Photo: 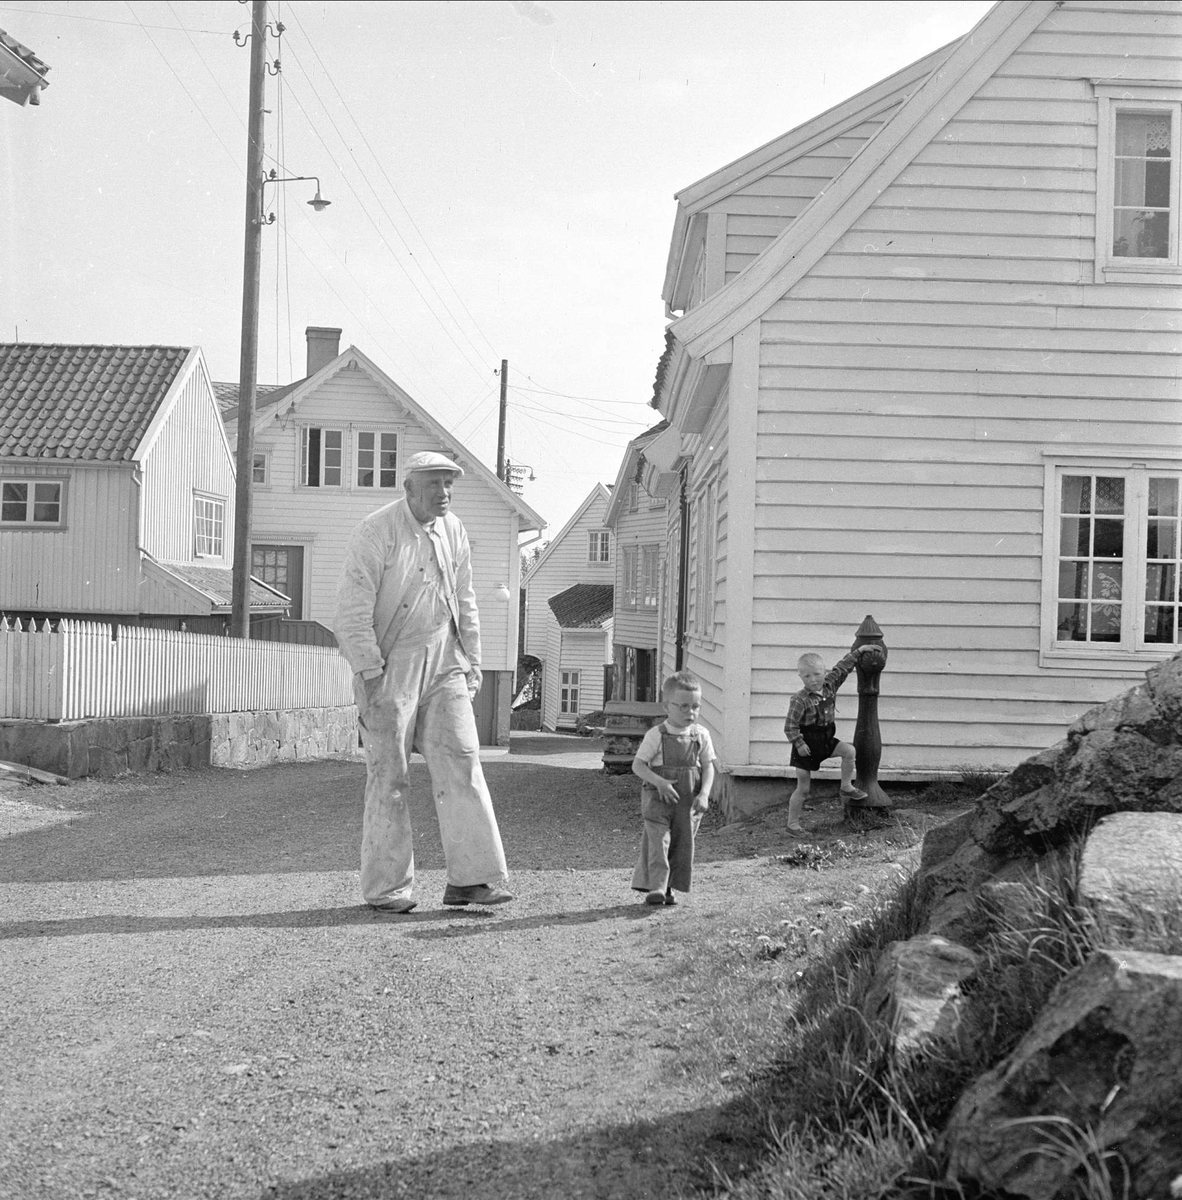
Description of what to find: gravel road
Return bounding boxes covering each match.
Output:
[0,735,916,1200]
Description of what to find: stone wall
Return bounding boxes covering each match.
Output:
[0,706,358,779]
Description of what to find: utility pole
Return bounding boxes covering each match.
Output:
[230,0,269,639]
[496,359,508,482]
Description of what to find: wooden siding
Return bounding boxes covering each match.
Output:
[0,464,140,612]
[612,497,667,649]
[140,363,235,569]
[554,628,611,730]
[522,488,612,660]
[249,366,521,671]
[722,116,899,283]
[737,0,1182,774]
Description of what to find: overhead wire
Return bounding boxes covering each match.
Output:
[276,46,494,387]
[0,4,225,33]
[282,4,502,365]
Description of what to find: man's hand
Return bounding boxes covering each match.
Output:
[692,794,709,814]
[361,673,384,707]
[466,665,483,699]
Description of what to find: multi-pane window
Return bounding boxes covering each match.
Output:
[1146,477,1180,644]
[252,453,268,485]
[1112,110,1173,260]
[627,482,639,512]
[301,427,343,487]
[1052,469,1180,651]
[356,431,398,489]
[641,546,660,608]
[692,479,717,638]
[588,530,611,563]
[560,670,580,715]
[622,545,638,607]
[0,479,64,526]
[194,494,225,558]
[1095,87,1182,277]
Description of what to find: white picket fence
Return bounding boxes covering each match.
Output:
[0,618,354,720]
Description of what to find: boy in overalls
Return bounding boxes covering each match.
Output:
[631,670,716,906]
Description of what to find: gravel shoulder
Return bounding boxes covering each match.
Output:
[0,735,950,1200]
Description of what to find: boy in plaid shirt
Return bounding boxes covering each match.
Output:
[783,646,875,836]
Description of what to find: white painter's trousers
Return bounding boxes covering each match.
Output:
[354,625,508,907]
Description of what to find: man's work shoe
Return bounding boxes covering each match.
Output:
[644,890,666,906]
[442,883,514,906]
[368,899,417,914]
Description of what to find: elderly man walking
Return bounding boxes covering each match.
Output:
[334,451,512,914]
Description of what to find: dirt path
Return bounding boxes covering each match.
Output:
[0,736,933,1200]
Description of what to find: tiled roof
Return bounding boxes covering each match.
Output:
[0,344,190,461]
[161,563,290,611]
[548,583,614,629]
[213,380,292,420]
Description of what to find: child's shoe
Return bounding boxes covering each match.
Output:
[839,785,868,801]
[645,890,666,906]
[664,889,677,906]
[784,824,809,839]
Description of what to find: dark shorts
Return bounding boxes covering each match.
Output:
[789,722,840,770]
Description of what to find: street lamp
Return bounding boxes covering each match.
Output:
[261,168,331,224]
[229,1,330,639]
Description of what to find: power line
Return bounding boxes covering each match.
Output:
[0,4,226,33]
[283,4,503,365]
[277,44,494,387]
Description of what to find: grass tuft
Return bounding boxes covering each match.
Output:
[684,829,1182,1199]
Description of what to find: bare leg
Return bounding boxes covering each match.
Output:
[836,741,866,800]
[787,768,811,831]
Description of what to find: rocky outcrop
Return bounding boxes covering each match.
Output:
[862,652,1182,1197]
[943,949,1182,1200]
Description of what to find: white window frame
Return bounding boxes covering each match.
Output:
[559,669,580,715]
[622,545,638,608]
[251,451,269,486]
[1040,450,1182,668]
[0,476,66,528]
[355,429,399,490]
[641,545,660,609]
[300,426,344,488]
[193,492,226,559]
[1093,81,1182,284]
[691,476,718,641]
[588,529,611,564]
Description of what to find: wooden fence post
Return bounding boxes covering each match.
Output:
[850,614,891,814]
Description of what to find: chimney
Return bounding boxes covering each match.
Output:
[305,326,342,377]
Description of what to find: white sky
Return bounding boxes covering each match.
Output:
[1,0,993,538]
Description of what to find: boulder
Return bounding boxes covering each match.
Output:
[862,934,979,1058]
[1080,811,1182,945]
[943,948,1182,1200]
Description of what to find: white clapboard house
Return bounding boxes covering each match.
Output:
[522,483,615,729]
[644,0,1182,797]
[220,327,546,744]
[0,343,289,627]
[603,422,669,703]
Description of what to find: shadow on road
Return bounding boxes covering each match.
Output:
[258,1099,753,1200]
[0,755,646,884]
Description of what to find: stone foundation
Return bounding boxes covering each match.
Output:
[0,707,359,779]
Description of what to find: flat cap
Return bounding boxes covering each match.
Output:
[404,451,464,476]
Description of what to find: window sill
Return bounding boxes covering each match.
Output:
[1039,646,1178,671]
[1098,263,1182,285]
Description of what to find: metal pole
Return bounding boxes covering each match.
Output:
[851,613,891,812]
[230,0,269,639]
[496,359,508,481]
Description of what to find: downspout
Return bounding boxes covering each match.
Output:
[675,461,690,670]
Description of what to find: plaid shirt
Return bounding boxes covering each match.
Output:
[783,650,858,754]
